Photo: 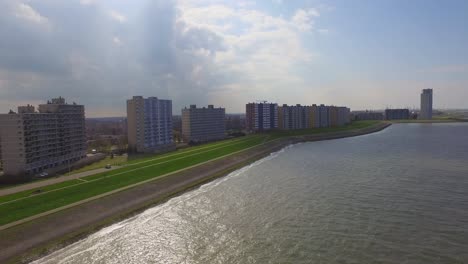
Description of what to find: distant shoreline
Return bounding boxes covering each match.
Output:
[390,118,468,123]
[0,122,391,264]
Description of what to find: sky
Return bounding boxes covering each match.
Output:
[0,0,467,117]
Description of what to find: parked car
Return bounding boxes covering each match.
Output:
[38,172,49,177]
[105,164,112,169]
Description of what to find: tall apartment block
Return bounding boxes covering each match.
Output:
[0,97,86,179]
[126,96,174,153]
[318,104,330,128]
[278,104,309,130]
[246,102,278,131]
[308,104,320,128]
[420,88,433,120]
[337,107,350,126]
[182,105,225,143]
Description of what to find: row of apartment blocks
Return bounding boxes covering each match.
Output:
[246,102,351,131]
[0,97,87,178]
[126,96,226,153]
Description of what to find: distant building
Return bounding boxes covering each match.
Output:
[225,114,245,131]
[385,109,410,120]
[278,104,350,130]
[329,106,339,127]
[126,96,174,153]
[337,106,351,126]
[0,97,86,179]
[318,104,329,127]
[182,105,225,143]
[352,111,384,121]
[420,88,433,120]
[307,104,320,128]
[278,104,309,130]
[328,106,351,127]
[246,102,278,131]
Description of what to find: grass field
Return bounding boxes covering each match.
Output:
[63,156,128,175]
[0,121,381,226]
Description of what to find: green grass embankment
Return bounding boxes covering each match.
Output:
[63,156,127,175]
[265,120,380,140]
[0,120,382,227]
[0,135,265,225]
[0,136,252,203]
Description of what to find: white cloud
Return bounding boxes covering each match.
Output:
[291,8,320,32]
[109,10,127,23]
[14,3,48,24]
[178,3,320,104]
[0,0,328,115]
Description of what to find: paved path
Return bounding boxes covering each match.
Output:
[0,166,122,197]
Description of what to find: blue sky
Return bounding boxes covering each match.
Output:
[0,0,467,116]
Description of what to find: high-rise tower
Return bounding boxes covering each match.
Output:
[420,89,433,120]
[126,96,174,153]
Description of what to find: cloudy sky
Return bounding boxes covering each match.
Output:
[0,0,467,117]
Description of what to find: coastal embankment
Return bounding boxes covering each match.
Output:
[0,122,390,264]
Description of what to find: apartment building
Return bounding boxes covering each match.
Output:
[307,104,320,128]
[127,96,174,153]
[246,102,278,131]
[385,109,410,120]
[278,104,310,130]
[318,104,330,128]
[337,107,351,126]
[278,104,350,130]
[0,97,86,179]
[182,105,225,143]
[420,88,433,120]
[352,111,384,121]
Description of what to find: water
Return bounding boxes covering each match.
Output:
[34,123,468,264]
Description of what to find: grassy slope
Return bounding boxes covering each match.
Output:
[266,120,380,140]
[390,119,460,123]
[0,136,265,225]
[63,156,127,175]
[0,121,380,226]
[0,136,251,203]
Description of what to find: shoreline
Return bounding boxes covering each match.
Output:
[0,122,391,264]
[389,119,468,123]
